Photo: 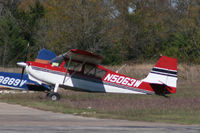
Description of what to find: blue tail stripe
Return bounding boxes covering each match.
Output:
[37,49,56,61]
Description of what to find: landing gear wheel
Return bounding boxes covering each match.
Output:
[49,93,60,101]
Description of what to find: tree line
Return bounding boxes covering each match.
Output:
[0,0,200,66]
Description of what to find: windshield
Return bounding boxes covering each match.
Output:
[50,55,64,67]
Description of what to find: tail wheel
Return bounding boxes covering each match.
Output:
[49,93,60,101]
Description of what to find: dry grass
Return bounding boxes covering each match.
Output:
[0,63,198,82]
[107,63,200,83]
[0,67,21,73]
[0,64,200,124]
[107,64,153,79]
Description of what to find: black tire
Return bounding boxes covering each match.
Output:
[49,93,60,101]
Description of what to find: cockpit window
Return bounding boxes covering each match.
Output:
[64,59,83,72]
[84,64,96,76]
[50,55,64,67]
[84,64,107,79]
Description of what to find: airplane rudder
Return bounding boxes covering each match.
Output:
[142,56,178,94]
[154,56,177,71]
[35,49,56,63]
[142,56,178,86]
[153,56,178,89]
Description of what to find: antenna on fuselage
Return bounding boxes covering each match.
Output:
[116,64,127,73]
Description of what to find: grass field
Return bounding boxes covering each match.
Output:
[0,64,200,125]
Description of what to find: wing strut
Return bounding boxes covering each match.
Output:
[63,56,87,84]
[63,56,71,84]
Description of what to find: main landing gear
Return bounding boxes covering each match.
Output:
[46,83,60,101]
[47,92,60,101]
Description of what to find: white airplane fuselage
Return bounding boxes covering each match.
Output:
[25,64,147,94]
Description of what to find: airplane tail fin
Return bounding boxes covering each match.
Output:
[142,56,178,94]
[35,49,56,64]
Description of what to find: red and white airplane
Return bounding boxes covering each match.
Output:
[16,48,178,101]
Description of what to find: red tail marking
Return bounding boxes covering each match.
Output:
[155,56,177,71]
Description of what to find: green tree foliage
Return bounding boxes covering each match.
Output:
[13,0,44,45]
[111,0,200,63]
[160,0,200,62]
[1,0,200,65]
[0,0,45,65]
[0,9,27,66]
[34,0,115,55]
[17,0,44,59]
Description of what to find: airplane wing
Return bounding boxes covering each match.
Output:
[64,49,104,65]
[0,72,51,91]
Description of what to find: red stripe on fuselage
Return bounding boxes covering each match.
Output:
[27,61,66,73]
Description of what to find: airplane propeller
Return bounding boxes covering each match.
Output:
[17,43,30,79]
